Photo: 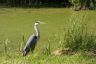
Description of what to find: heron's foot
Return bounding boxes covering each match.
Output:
[22,51,27,56]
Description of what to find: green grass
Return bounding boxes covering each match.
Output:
[0,8,96,64]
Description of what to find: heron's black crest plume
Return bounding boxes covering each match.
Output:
[35,21,41,24]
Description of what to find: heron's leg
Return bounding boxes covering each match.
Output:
[22,51,27,56]
[22,47,30,56]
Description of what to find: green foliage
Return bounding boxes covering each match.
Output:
[63,12,96,52]
[71,0,96,10]
[41,41,51,56]
[0,0,71,8]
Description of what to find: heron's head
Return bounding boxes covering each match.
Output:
[35,21,45,26]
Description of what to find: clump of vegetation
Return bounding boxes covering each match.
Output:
[63,12,96,53]
[70,0,96,10]
[41,40,51,56]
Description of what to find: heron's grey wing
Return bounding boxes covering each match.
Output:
[26,35,37,47]
[23,35,37,54]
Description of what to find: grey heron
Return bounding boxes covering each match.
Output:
[22,21,44,56]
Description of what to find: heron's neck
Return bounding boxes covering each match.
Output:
[34,24,40,37]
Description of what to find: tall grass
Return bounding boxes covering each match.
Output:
[41,39,51,56]
[4,39,8,55]
[63,12,96,52]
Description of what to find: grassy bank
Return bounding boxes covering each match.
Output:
[0,8,96,64]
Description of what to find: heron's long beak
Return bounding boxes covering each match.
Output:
[40,22,46,24]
